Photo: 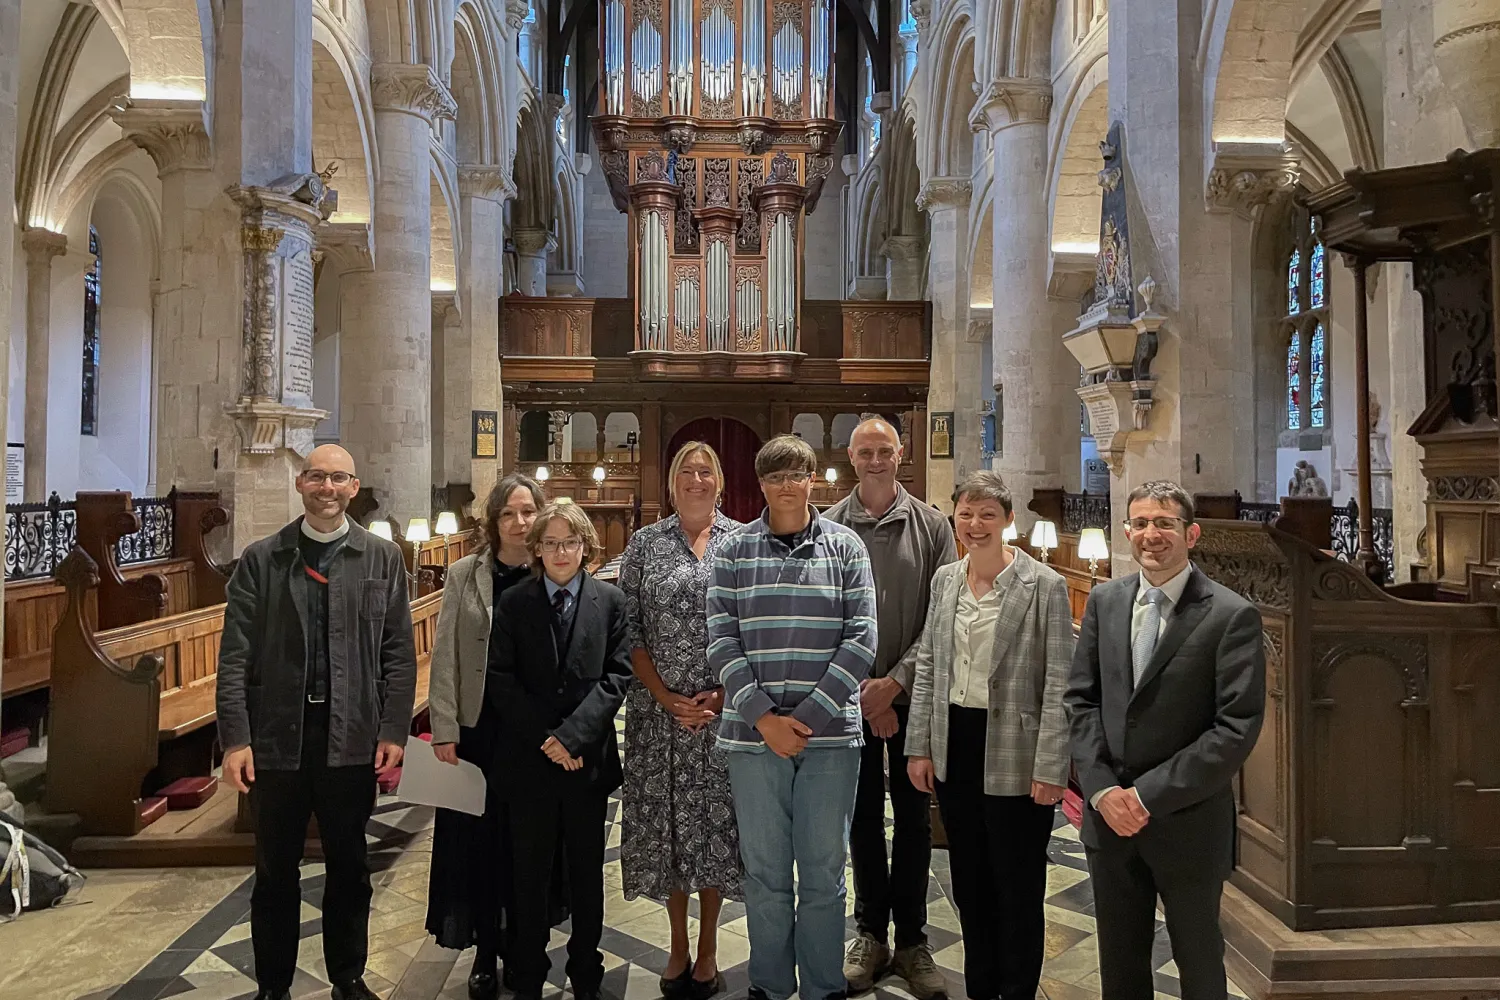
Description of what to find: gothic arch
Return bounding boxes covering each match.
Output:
[312,26,377,221]
[366,0,452,69]
[885,113,923,243]
[922,7,978,180]
[512,97,554,231]
[453,0,506,166]
[431,163,462,291]
[1047,66,1108,252]
[1204,0,1296,144]
[968,172,994,308]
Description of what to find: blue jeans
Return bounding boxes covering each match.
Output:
[726,746,861,1000]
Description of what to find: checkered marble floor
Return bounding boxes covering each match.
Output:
[2,716,1249,1000]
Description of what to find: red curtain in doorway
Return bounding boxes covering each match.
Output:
[666,418,764,525]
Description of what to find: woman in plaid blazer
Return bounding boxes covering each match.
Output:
[906,471,1076,1000]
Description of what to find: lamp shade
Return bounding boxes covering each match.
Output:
[434,511,459,536]
[825,467,838,483]
[592,465,607,482]
[534,465,550,481]
[406,518,431,543]
[1002,523,1019,542]
[1030,519,1058,549]
[1077,527,1110,561]
[368,520,393,541]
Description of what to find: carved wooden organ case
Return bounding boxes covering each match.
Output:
[595,0,841,378]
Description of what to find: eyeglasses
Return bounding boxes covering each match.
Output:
[302,470,354,486]
[540,537,584,554]
[762,471,813,486]
[1123,516,1187,533]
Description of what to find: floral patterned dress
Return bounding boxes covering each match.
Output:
[619,512,746,902]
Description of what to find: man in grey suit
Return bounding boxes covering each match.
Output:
[1064,480,1265,1000]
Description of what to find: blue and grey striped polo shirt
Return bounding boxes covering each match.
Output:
[706,506,878,751]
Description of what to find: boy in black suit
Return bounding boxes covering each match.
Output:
[487,500,632,1000]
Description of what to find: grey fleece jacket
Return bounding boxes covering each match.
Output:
[823,482,957,701]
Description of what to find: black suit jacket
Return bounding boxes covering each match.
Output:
[1063,563,1266,877]
[486,572,632,797]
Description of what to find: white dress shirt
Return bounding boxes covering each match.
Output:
[949,555,1016,709]
[1090,562,1194,811]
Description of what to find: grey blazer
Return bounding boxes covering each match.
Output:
[906,548,1075,796]
[427,552,494,745]
[1064,564,1265,877]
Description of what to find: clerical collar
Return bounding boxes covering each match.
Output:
[301,518,350,543]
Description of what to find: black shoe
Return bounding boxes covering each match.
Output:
[468,968,500,1000]
[331,981,381,1000]
[689,972,725,1000]
[748,989,772,1000]
[661,966,693,998]
[574,988,603,1000]
[502,964,518,992]
[253,991,290,1000]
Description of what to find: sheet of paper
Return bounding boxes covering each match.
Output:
[397,735,488,816]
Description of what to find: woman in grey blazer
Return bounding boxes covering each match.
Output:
[906,471,1075,1000]
[425,473,546,999]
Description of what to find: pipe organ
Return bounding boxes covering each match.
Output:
[596,0,840,380]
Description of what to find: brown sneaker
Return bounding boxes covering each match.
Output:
[891,942,947,1000]
[843,932,891,993]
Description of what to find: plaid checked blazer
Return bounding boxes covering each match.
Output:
[905,547,1076,796]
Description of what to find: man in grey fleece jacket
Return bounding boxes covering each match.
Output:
[823,418,957,997]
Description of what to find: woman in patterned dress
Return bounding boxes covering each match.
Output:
[619,441,745,999]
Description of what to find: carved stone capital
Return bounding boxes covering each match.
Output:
[317,221,375,271]
[110,98,211,174]
[972,79,1052,133]
[909,0,932,32]
[1432,0,1500,147]
[512,227,555,256]
[880,235,925,262]
[22,228,68,266]
[225,400,328,457]
[505,0,531,32]
[459,164,517,202]
[916,177,972,211]
[371,63,458,122]
[1205,141,1300,217]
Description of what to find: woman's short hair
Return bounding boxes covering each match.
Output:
[481,473,547,556]
[754,434,817,479]
[525,500,604,571]
[953,470,1014,516]
[668,440,725,507]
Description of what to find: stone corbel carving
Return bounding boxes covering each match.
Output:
[908,0,932,32]
[110,98,212,175]
[371,63,459,123]
[505,0,531,32]
[459,164,518,203]
[880,235,924,261]
[1064,276,1163,474]
[915,178,972,211]
[971,79,1053,134]
[1205,141,1300,218]
[225,400,328,458]
[317,221,375,272]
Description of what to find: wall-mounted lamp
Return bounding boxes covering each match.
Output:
[1077,527,1109,581]
[1030,520,1058,563]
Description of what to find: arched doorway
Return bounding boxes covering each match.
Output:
[666,417,763,524]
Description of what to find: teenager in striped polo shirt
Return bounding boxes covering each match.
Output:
[706,434,878,1000]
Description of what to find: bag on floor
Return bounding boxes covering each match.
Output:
[0,819,86,920]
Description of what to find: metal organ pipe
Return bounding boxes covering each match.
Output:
[741,0,765,115]
[641,212,669,350]
[737,275,761,347]
[773,20,803,109]
[606,0,625,113]
[766,213,795,351]
[632,17,662,106]
[702,5,734,105]
[706,240,730,350]
[810,0,830,118]
[670,0,693,114]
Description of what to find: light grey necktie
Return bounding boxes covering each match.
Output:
[1132,587,1168,688]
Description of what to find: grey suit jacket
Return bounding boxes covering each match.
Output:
[906,548,1075,796]
[427,552,494,744]
[1064,563,1266,876]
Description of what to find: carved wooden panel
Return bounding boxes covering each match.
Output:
[841,303,926,360]
[501,299,596,357]
[736,158,762,253]
[1413,239,1494,414]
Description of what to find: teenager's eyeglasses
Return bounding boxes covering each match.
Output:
[762,471,813,485]
[302,471,354,486]
[540,538,584,553]
[1123,516,1186,533]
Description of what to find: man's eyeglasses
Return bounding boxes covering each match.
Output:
[540,537,584,554]
[1123,516,1187,533]
[302,470,354,487]
[762,471,813,486]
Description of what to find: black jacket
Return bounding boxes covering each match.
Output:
[216,518,417,770]
[1064,564,1266,877]
[485,571,632,796]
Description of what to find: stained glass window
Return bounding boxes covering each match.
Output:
[81,226,101,436]
[1286,334,1301,430]
[1310,240,1326,310]
[1286,248,1301,315]
[1310,322,1326,428]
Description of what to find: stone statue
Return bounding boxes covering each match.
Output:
[1368,391,1382,432]
[1288,459,1329,497]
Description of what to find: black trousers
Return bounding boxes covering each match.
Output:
[849,701,931,949]
[935,706,1055,1000]
[508,786,608,995]
[250,712,376,993]
[1086,837,1227,1000]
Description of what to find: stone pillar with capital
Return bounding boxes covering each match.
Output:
[458,166,514,503]
[881,235,925,301]
[340,63,456,524]
[21,229,67,500]
[918,178,976,510]
[980,81,1079,515]
[512,227,555,297]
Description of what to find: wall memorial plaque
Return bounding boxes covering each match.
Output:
[6,444,23,503]
[472,410,499,459]
[930,412,953,459]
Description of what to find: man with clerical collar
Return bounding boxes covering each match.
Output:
[217,444,417,1000]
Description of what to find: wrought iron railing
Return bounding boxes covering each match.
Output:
[115,496,175,565]
[1237,502,1282,525]
[1330,502,1395,584]
[4,493,78,581]
[1062,492,1112,538]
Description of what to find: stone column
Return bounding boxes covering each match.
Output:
[513,227,554,296]
[881,235,925,301]
[918,178,975,511]
[1431,0,1500,147]
[981,82,1079,517]
[432,291,461,487]
[340,63,455,524]
[1,0,23,822]
[459,166,513,503]
[21,229,67,500]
